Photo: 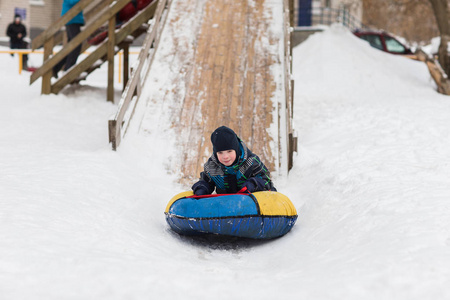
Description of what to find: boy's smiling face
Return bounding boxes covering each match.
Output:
[217,150,236,166]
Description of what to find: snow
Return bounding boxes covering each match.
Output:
[2,19,450,300]
[421,36,450,56]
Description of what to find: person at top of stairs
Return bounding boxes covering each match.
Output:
[53,0,85,79]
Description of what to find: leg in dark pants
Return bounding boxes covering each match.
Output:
[63,23,82,71]
[10,42,28,69]
[53,23,82,76]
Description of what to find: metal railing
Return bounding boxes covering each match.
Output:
[0,49,34,74]
[309,7,370,31]
[0,49,139,79]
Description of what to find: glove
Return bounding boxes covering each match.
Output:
[239,180,256,193]
[194,186,209,196]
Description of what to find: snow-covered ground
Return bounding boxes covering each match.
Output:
[421,36,450,56]
[2,23,450,299]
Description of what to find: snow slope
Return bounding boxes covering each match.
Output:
[1,23,450,299]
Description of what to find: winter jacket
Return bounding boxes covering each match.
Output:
[62,0,85,25]
[6,22,26,45]
[192,139,276,194]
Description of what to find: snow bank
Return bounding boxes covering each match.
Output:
[284,24,450,299]
[421,36,450,56]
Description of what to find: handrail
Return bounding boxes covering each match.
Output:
[50,3,158,95]
[30,0,132,85]
[416,49,450,95]
[1,49,138,78]
[109,0,171,150]
[284,0,296,172]
[84,0,114,23]
[31,0,92,50]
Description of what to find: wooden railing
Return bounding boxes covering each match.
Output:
[109,0,171,150]
[29,0,159,102]
[284,0,297,171]
[416,49,450,95]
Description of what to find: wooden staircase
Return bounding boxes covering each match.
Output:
[29,0,159,102]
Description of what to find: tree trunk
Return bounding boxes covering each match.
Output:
[428,0,450,76]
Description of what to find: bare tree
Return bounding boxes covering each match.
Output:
[428,0,450,76]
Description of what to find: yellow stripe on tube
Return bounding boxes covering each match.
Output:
[165,191,194,213]
[253,191,297,216]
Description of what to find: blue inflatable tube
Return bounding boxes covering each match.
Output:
[165,191,297,239]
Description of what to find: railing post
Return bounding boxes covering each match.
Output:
[136,72,142,97]
[118,51,122,84]
[19,53,23,75]
[289,0,294,27]
[123,43,130,91]
[107,16,116,102]
[42,36,54,94]
[108,119,119,150]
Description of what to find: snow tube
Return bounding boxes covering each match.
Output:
[117,2,138,23]
[165,191,297,239]
[117,0,154,23]
[87,29,108,46]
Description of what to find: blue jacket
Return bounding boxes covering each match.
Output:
[192,139,276,194]
[62,0,85,25]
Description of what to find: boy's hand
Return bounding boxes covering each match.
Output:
[240,180,256,193]
[194,187,209,196]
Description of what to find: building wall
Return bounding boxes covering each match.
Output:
[30,0,62,31]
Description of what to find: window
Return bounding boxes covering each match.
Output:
[30,0,45,6]
[360,34,383,51]
[384,36,406,53]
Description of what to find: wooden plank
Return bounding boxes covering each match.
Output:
[177,1,215,180]
[41,37,54,95]
[51,43,107,93]
[30,0,134,85]
[108,119,119,150]
[107,17,116,102]
[215,1,232,128]
[123,44,130,90]
[229,6,245,133]
[84,0,114,23]
[195,0,223,177]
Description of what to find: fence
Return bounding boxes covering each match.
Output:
[309,7,369,31]
[0,50,34,74]
[0,49,139,83]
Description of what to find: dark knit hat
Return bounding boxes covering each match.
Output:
[211,126,240,155]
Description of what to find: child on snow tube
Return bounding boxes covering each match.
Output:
[192,126,276,195]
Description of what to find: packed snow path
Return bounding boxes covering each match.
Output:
[1,24,450,299]
[128,0,285,182]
